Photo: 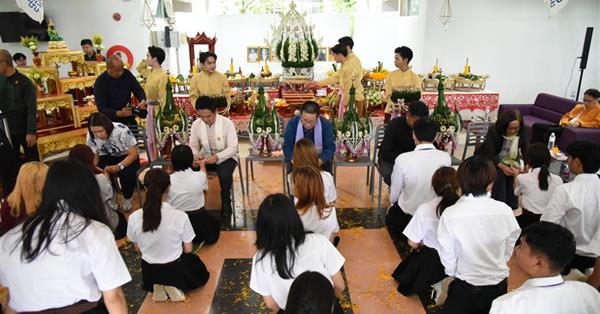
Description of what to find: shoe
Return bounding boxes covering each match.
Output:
[122,198,133,212]
[164,285,186,302]
[192,241,205,254]
[221,202,232,217]
[333,236,340,247]
[152,284,168,302]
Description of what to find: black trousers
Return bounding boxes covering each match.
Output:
[562,254,596,275]
[0,131,19,197]
[186,207,221,244]
[532,123,563,144]
[378,159,394,186]
[98,155,140,199]
[516,209,541,229]
[442,278,507,314]
[385,204,413,241]
[205,158,237,206]
[491,167,518,209]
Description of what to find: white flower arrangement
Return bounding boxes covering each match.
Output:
[266,127,272,133]
[172,125,179,132]
[299,41,309,62]
[440,126,447,132]
[256,127,263,134]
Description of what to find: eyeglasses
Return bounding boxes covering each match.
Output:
[301,118,317,126]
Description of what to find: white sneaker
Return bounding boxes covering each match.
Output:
[122,198,132,212]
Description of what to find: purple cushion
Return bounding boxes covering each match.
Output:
[530,106,564,124]
[522,115,553,138]
[558,127,600,151]
[533,93,577,114]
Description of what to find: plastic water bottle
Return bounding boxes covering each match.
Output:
[548,132,556,151]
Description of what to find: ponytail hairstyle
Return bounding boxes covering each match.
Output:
[432,166,460,217]
[142,168,170,232]
[525,143,552,191]
[291,166,331,219]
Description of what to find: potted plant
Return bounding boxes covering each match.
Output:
[20,35,40,66]
[91,33,105,61]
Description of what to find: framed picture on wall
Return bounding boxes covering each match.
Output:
[259,46,271,62]
[247,47,259,63]
[317,47,328,62]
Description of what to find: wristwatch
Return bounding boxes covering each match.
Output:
[118,163,125,170]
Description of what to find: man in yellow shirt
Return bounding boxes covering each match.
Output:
[141,46,169,160]
[384,46,422,114]
[306,44,365,117]
[532,88,600,143]
[189,52,231,114]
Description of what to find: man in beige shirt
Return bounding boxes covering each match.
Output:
[189,52,231,112]
[384,46,422,114]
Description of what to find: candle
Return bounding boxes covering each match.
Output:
[464,58,470,75]
[229,58,235,74]
[433,58,439,73]
[264,59,270,73]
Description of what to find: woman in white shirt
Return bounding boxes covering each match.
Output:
[0,160,131,313]
[86,112,140,211]
[169,144,220,244]
[392,167,459,298]
[250,193,346,313]
[69,144,127,240]
[514,143,563,229]
[127,168,209,302]
[290,138,337,204]
[291,166,339,241]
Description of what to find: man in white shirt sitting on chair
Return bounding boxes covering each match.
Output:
[386,118,451,242]
[490,221,600,314]
[189,96,239,216]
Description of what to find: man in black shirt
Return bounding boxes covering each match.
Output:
[94,55,146,125]
[81,39,106,61]
[0,49,39,195]
[377,101,429,185]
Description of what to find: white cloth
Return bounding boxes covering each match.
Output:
[189,115,239,164]
[298,206,340,240]
[514,168,563,215]
[289,171,337,204]
[490,275,600,314]
[403,196,442,250]
[437,194,521,286]
[390,144,451,214]
[168,169,209,211]
[0,212,131,312]
[16,0,44,23]
[127,202,195,264]
[249,233,345,310]
[86,122,137,157]
[541,174,600,257]
[95,173,119,230]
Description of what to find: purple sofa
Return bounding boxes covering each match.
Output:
[499,93,600,151]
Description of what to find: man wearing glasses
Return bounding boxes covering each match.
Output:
[283,101,336,173]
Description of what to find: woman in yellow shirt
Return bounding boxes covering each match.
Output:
[532,88,600,143]
[384,46,422,114]
[189,52,231,115]
[142,46,169,160]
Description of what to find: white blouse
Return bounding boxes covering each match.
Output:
[403,196,442,250]
[169,169,209,211]
[298,205,340,240]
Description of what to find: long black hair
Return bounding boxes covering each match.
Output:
[142,168,170,232]
[17,160,108,262]
[255,193,306,279]
[432,167,460,217]
[526,143,552,191]
[286,271,335,314]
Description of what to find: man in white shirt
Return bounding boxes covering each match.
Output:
[541,141,600,274]
[490,221,600,314]
[438,156,521,314]
[386,118,451,241]
[189,96,239,216]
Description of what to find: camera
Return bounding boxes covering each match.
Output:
[125,104,148,119]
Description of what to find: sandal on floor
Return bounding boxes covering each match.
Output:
[164,285,186,302]
[152,284,168,302]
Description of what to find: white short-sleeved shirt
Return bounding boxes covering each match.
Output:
[437,194,521,286]
[250,233,345,310]
[86,122,137,156]
[169,169,209,211]
[298,206,340,240]
[127,202,195,264]
[0,212,131,312]
[515,168,563,215]
[490,275,600,314]
[403,196,442,250]
[289,170,337,205]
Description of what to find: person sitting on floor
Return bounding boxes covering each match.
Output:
[290,138,337,204]
[69,144,128,240]
[392,167,459,300]
[189,96,239,216]
[169,144,220,245]
[541,141,600,276]
[532,88,600,144]
[0,160,131,313]
[0,162,47,235]
[475,109,529,210]
[291,166,340,242]
[378,101,429,186]
[513,143,562,229]
[86,112,140,212]
[250,193,346,313]
[386,118,451,242]
[285,271,336,314]
[437,155,521,314]
[127,168,209,302]
[490,222,600,314]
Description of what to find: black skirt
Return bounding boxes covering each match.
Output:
[113,211,128,240]
[186,208,221,244]
[141,253,210,292]
[392,246,446,296]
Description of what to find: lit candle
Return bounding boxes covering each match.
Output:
[433,58,439,73]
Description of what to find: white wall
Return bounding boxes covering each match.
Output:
[422,0,600,103]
